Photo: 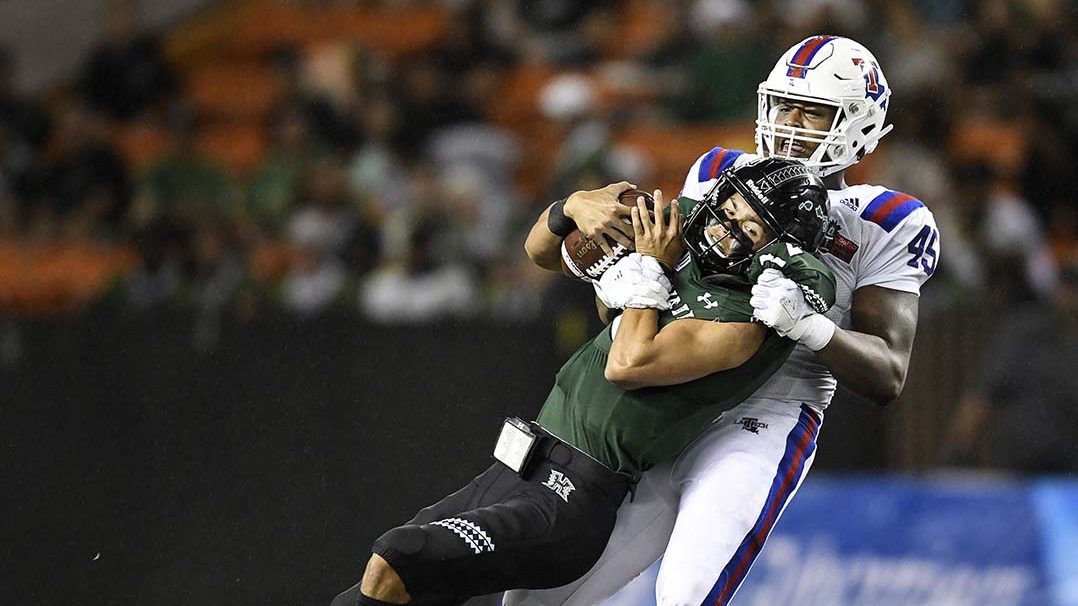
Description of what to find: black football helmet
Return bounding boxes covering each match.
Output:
[683,157,830,278]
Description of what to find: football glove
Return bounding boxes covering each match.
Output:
[750,268,835,351]
[595,253,672,310]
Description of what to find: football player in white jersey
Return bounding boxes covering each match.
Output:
[508,35,940,606]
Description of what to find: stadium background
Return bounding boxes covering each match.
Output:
[1,0,1075,604]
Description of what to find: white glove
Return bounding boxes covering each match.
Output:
[750,268,835,351]
[595,253,672,310]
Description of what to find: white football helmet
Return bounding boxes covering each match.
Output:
[756,35,893,177]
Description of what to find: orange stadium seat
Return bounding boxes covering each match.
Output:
[0,240,136,316]
[187,63,284,123]
[226,2,448,60]
[949,119,1028,175]
[197,124,267,176]
[616,123,756,194]
[603,1,671,60]
[488,65,561,126]
[111,121,171,173]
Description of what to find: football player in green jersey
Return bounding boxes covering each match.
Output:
[330,158,835,606]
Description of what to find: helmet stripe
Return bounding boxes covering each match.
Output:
[785,35,836,78]
[861,190,924,232]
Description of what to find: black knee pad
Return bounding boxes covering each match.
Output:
[373,524,428,562]
[328,581,360,606]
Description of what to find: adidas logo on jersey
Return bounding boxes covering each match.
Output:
[838,197,859,211]
[541,469,576,502]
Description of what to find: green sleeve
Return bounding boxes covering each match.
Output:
[745,241,836,313]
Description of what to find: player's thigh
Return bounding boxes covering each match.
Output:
[657,401,822,605]
[504,462,678,606]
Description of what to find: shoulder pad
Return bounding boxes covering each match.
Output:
[697,147,747,183]
[859,189,926,232]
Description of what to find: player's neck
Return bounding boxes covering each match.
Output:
[822,171,847,191]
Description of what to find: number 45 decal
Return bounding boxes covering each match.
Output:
[907,226,938,275]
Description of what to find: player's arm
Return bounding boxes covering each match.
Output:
[815,286,919,404]
[606,314,766,390]
[603,190,767,389]
[751,276,919,405]
[751,210,937,405]
[524,182,636,271]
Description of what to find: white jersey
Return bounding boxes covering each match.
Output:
[506,147,942,606]
[680,147,940,408]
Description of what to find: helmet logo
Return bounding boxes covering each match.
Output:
[851,57,885,101]
[785,35,836,78]
[800,200,827,220]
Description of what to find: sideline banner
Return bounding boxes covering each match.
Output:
[603,476,1078,606]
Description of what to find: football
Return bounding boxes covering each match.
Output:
[560,188,654,282]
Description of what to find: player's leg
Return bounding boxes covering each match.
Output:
[655,399,822,606]
[332,462,511,606]
[504,461,679,606]
[335,436,629,605]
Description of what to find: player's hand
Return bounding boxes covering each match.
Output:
[750,268,835,350]
[564,182,636,257]
[595,253,672,310]
[750,268,813,335]
[631,189,682,268]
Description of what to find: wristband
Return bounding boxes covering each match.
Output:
[794,314,836,351]
[547,199,576,237]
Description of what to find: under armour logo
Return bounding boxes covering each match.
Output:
[698,292,719,309]
[736,417,769,434]
[541,469,576,502]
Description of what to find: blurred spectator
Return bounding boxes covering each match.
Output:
[0,121,34,234]
[79,0,178,122]
[432,1,516,76]
[280,216,350,317]
[45,100,130,240]
[392,55,476,158]
[125,220,188,309]
[268,45,356,152]
[426,63,520,184]
[359,214,479,324]
[941,261,1078,472]
[876,97,984,302]
[0,48,47,218]
[607,0,695,122]
[290,155,366,258]
[279,154,377,316]
[670,0,770,122]
[966,163,1058,304]
[129,105,239,233]
[540,73,650,194]
[190,223,249,349]
[0,46,50,150]
[439,164,516,270]
[248,106,320,233]
[349,93,409,220]
[876,3,955,97]
[489,0,616,66]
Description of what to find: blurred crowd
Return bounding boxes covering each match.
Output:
[0,0,1074,470]
[1,0,1075,325]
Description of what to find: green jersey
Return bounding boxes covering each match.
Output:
[538,202,836,482]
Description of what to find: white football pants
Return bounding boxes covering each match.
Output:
[504,398,822,606]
